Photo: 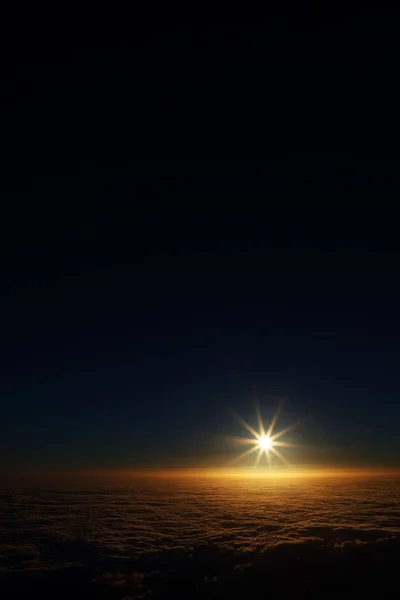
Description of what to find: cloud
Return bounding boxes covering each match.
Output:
[1,476,400,596]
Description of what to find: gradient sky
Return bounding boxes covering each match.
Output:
[1,160,399,472]
[1,5,398,472]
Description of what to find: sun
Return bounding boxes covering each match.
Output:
[258,435,272,450]
[230,401,300,467]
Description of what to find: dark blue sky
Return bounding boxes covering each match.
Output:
[1,161,400,471]
[1,3,399,471]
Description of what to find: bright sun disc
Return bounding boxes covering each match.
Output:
[232,401,299,466]
[258,435,272,450]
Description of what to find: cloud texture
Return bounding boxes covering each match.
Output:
[1,475,400,596]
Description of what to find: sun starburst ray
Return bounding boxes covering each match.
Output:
[229,444,259,465]
[255,401,265,437]
[231,401,300,467]
[234,415,260,440]
[266,400,284,438]
[272,440,300,448]
[270,445,291,465]
[228,436,260,446]
[270,420,301,441]
[253,447,264,468]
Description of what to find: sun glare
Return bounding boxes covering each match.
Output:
[258,435,272,450]
[230,401,300,468]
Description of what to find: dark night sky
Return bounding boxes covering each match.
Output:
[1,4,399,471]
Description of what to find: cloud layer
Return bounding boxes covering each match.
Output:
[1,475,400,596]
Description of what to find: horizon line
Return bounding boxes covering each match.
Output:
[2,465,400,481]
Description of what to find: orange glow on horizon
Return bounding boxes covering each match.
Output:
[3,466,400,485]
[69,466,400,481]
